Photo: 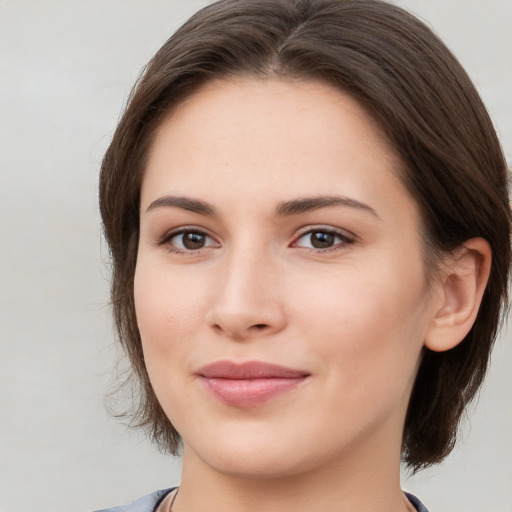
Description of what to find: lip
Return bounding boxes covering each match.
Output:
[196,360,310,407]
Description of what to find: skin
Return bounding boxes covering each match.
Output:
[134,78,489,512]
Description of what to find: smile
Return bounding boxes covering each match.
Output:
[197,360,310,407]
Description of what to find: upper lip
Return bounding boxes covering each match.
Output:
[197,360,310,379]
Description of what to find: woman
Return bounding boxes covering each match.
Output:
[96,0,510,511]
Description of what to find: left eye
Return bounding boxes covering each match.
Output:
[294,229,351,250]
[168,230,218,251]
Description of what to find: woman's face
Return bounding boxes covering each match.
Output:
[135,78,439,479]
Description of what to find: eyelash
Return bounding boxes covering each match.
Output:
[156,226,355,255]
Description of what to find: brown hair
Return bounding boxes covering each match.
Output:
[99,0,511,472]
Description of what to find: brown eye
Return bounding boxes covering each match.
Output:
[310,231,335,248]
[182,232,206,249]
[294,228,353,251]
[164,230,218,252]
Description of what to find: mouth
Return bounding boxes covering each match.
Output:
[196,360,310,407]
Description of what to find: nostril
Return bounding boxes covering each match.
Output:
[252,324,268,330]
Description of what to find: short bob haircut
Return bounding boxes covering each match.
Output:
[100,0,511,472]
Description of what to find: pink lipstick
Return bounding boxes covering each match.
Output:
[197,360,309,407]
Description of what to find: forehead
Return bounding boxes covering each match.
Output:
[142,78,411,217]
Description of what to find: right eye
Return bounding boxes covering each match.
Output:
[160,229,219,252]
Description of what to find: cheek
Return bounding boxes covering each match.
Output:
[292,257,429,386]
[133,259,207,361]
[133,259,207,423]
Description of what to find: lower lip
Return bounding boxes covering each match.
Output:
[200,377,307,407]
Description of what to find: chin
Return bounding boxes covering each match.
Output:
[201,450,311,481]
[182,427,343,482]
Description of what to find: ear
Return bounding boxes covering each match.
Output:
[424,238,492,352]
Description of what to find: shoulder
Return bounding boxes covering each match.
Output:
[405,492,430,512]
[92,488,174,512]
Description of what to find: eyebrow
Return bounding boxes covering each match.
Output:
[146,196,218,216]
[145,194,379,219]
[274,196,379,218]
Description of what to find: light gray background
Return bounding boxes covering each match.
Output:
[1,1,511,511]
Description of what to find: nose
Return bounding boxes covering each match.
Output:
[206,249,287,340]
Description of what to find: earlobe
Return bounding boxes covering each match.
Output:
[424,238,492,352]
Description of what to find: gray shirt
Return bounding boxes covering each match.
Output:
[94,488,430,512]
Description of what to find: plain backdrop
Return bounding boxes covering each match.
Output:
[1,1,511,511]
